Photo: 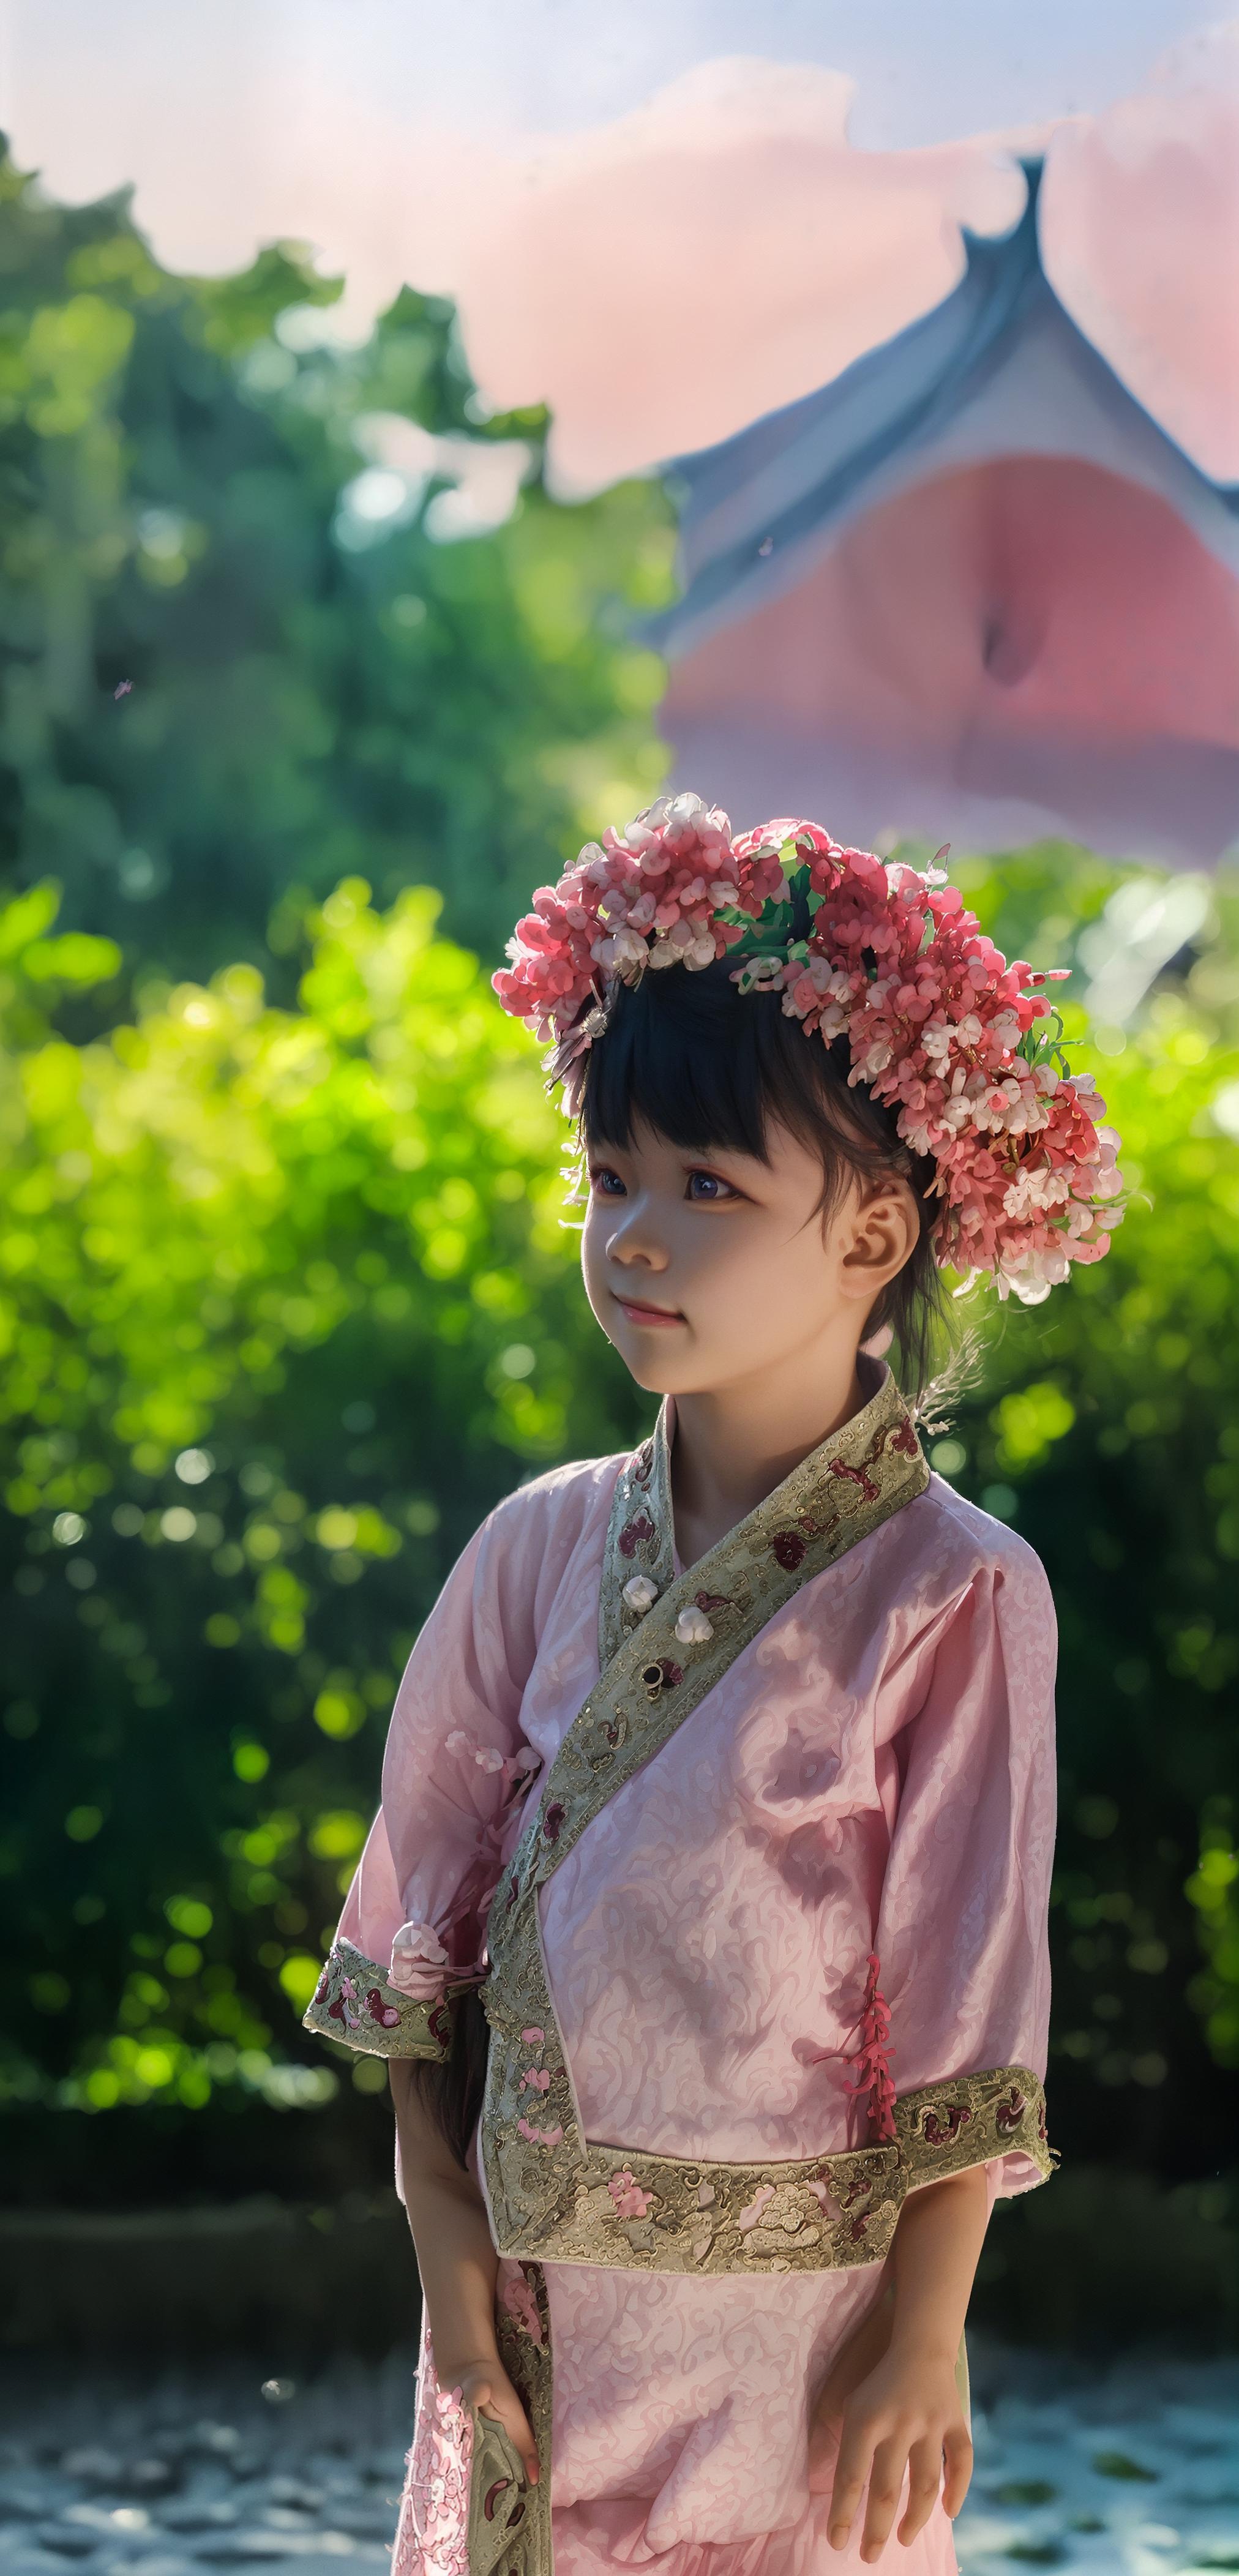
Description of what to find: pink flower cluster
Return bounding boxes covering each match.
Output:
[493,793,746,1058]
[492,793,1125,1304]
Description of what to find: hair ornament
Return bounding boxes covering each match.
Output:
[492,793,1124,1305]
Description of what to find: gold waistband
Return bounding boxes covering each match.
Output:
[482,2064,1053,2275]
[302,1947,1054,2275]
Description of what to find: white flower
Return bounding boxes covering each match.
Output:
[665,791,708,831]
[848,1039,893,1082]
[1002,1167,1071,1221]
[1000,1240,1072,1303]
[623,1574,659,1616]
[674,1604,714,1646]
[921,1019,954,1062]
[683,931,717,970]
[598,925,648,977]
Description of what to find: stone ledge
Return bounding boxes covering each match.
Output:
[0,2196,419,2359]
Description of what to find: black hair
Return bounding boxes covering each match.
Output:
[406,1985,490,2171]
[579,949,948,1404]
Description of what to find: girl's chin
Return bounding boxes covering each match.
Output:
[605,1329,688,1393]
[624,1365,681,1396]
[611,1343,730,1399]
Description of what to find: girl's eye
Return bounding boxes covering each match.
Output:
[589,1166,626,1197]
[686,1169,738,1202]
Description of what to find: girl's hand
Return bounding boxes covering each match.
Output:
[807,2286,894,2487]
[445,2354,539,2487]
[386,2064,539,2485]
[812,2340,972,2560]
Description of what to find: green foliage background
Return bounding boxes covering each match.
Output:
[0,145,669,978]
[0,144,1235,2217]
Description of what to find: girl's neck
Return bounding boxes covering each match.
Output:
[668,1338,869,1568]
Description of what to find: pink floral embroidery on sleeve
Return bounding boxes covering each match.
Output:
[497,2259,544,2346]
[607,2168,653,2220]
[392,2328,471,2576]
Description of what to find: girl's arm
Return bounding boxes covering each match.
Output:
[810,1554,1057,2554]
[389,2061,539,2482]
[809,2165,988,2559]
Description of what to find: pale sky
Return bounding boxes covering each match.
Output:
[0,0,1229,306]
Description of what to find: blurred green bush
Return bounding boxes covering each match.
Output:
[0,143,671,978]
[946,851,1239,2170]
[0,876,645,2162]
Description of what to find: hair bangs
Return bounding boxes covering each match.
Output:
[581,962,772,1161]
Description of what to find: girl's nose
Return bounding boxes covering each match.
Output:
[607,1200,670,1270]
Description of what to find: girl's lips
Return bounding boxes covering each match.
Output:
[612,1294,684,1328]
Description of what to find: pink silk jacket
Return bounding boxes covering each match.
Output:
[307,1376,1057,2576]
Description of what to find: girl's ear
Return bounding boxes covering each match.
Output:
[837,1174,920,1305]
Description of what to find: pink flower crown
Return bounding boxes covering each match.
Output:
[492,793,1124,1304]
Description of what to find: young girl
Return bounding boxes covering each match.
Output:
[304,799,1121,2576]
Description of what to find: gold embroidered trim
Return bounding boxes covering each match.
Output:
[301,1937,459,2061]
[896,2066,1055,2189]
[479,2071,1046,2277]
[487,2264,553,2576]
[486,2124,904,2275]
[480,1369,934,2266]
[466,2412,528,2576]
[477,2066,1050,2274]
[596,1406,675,1670]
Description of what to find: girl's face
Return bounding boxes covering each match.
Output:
[581,1118,917,1397]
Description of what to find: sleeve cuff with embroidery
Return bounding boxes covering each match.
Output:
[302,1937,458,2060]
[894,2066,1055,2189]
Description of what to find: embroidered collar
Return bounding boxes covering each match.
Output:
[599,1362,921,1669]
